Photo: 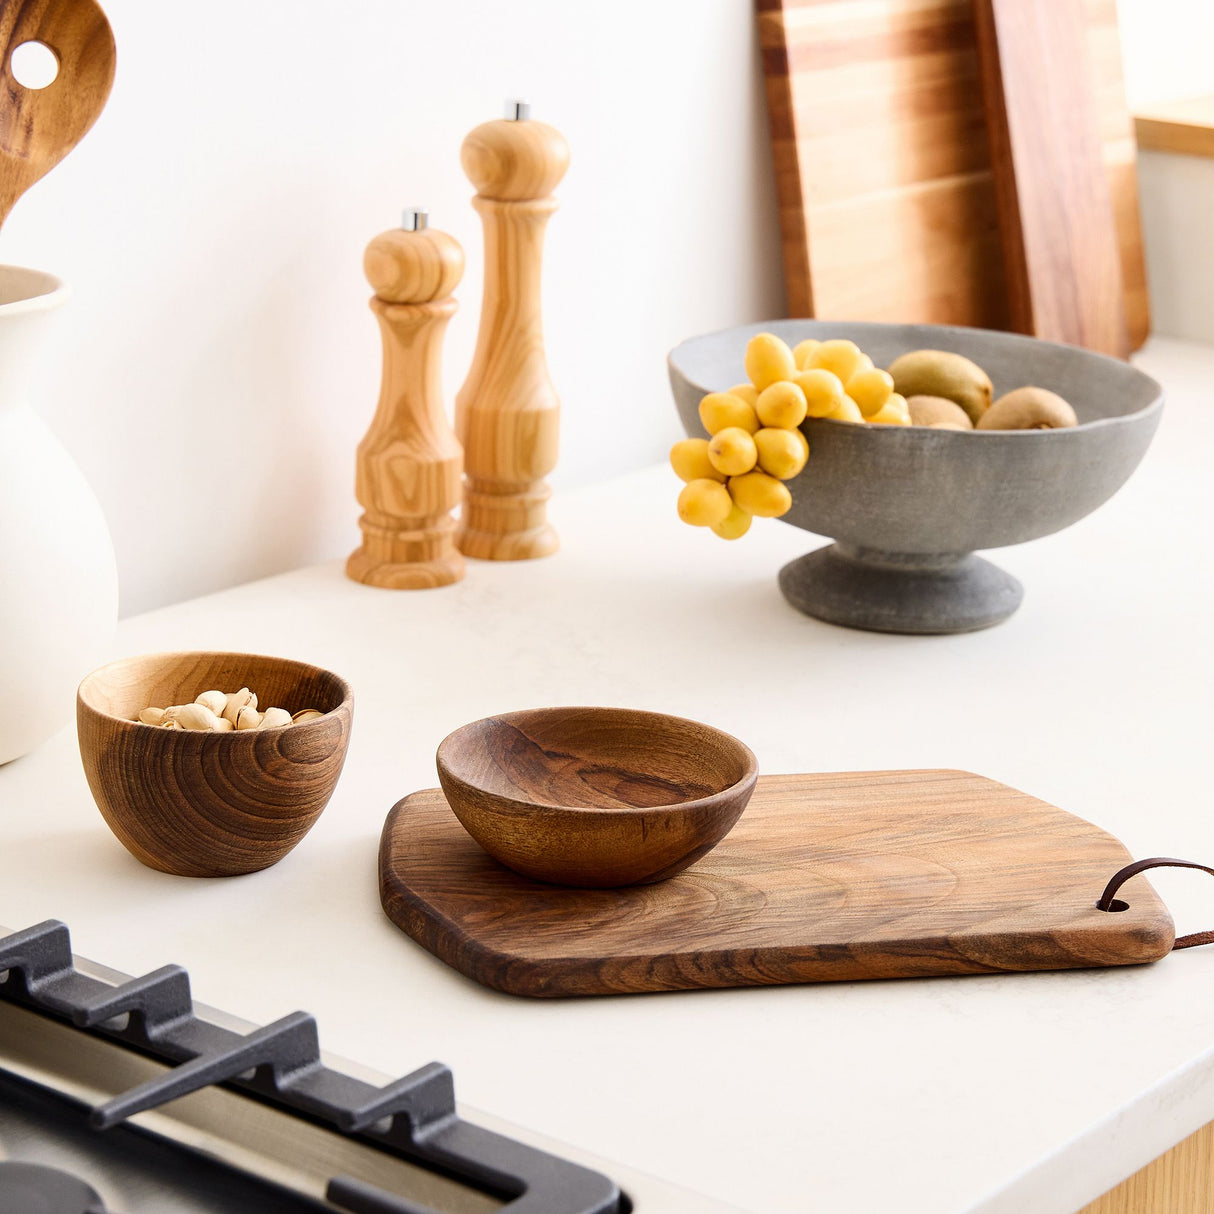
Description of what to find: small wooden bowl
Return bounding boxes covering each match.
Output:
[435,707,758,888]
[77,651,353,877]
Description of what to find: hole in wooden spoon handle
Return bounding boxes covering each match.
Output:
[10,41,60,90]
[1097,857,1214,949]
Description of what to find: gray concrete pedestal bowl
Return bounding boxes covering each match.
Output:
[668,320,1163,634]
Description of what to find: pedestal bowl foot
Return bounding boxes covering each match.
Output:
[778,544,1024,635]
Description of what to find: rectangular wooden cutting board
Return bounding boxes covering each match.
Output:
[379,770,1173,997]
[974,0,1129,358]
[757,0,1150,349]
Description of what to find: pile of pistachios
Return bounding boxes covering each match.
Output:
[136,688,323,732]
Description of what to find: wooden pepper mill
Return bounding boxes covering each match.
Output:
[455,101,570,561]
[347,208,465,589]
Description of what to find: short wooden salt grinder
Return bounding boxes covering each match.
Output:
[347,208,465,589]
[455,101,570,560]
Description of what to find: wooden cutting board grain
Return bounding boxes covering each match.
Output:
[974,0,1129,358]
[757,0,1149,350]
[379,770,1173,997]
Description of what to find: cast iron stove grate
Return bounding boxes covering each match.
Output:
[0,921,623,1214]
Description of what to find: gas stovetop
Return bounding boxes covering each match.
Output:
[0,920,637,1214]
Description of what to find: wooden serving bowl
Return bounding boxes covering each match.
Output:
[77,652,353,877]
[435,707,758,888]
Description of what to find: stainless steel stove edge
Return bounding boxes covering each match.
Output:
[0,923,745,1214]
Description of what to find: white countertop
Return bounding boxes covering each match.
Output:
[2,335,1213,1214]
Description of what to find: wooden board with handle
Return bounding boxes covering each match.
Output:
[379,769,1173,997]
[757,0,1149,350]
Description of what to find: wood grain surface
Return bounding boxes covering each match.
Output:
[1135,94,1214,159]
[1079,1117,1214,1213]
[347,224,465,589]
[78,651,353,877]
[454,117,569,561]
[434,707,758,887]
[975,0,1129,358]
[756,0,1149,350]
[0,0,116,229]
[380,769,1173,997]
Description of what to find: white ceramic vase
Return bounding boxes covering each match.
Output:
[0,266,118,764]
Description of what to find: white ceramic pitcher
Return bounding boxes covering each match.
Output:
[0,265,117,764]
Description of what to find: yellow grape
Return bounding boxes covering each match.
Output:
[670,438,724,483]
[712,503,752,540]
[867,394,910,425]
[867,405,908,425]
[728,383,759,407]
[756,380,808,429]
[808,339,866,385]
[744,333,797,391]
[825,396,864,423]
[728,470,793,518]
[792,339,820,371]
[677,478,733,527]
[699,392,760,436]
[707,427,759,477]
[794,368,846,418]
[754,427,809,480]
[846,367,895,417]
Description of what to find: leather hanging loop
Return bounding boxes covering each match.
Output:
[1097,857,1214,950]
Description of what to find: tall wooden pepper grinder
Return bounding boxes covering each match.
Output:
[347,208,465,589]
[455,101,570,560]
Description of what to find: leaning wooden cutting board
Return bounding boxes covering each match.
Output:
[379,770,1172,997]
[974,0,1130,358]
[757,0,1150,349]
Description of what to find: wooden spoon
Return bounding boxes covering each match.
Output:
[0,0,116,230]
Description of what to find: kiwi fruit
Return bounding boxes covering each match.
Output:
[976,386,1078,431]
[887,350,993,425]
[905,395,973,429]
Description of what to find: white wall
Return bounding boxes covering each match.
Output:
[4,0,784,614]
[1135,151,1214,346]
[1115,0,1214,348]
[10,0,1206,616]
[1116,0,1214,108]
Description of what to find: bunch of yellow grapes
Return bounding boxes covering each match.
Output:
[671,333,909,539]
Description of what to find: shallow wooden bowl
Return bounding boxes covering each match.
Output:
[77,651,353,877]
[435,707,758,888]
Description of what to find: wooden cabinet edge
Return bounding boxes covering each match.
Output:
[1135,111,1214,159]
[1077,1118,1214,1213]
